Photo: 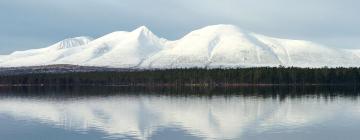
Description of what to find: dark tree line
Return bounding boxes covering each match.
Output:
[0,67,360,86]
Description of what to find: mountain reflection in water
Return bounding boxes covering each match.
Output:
[0,86,360,140]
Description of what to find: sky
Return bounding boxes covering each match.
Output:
[0,0,360,54]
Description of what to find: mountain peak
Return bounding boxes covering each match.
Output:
[131,26,161,42]
[133,26,151,33]
[199,24,241,32]
[203,24,240,29]
[49,36,93,50]
[184,24,244,38]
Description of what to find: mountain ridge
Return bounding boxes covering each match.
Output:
[1,24,359,68]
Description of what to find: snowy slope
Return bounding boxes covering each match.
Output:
[253,34,360,67]
[54,26,165,67]
[0,25,359,68]
[141,25,284,68]
[0,37,93,67]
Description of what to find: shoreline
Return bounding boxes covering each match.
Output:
[0,83,358,87]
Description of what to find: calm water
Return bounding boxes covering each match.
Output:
[1,86,360,140]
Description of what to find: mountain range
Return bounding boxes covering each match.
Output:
[1,24,359,68]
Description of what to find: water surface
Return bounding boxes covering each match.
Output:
[0,86,360,140]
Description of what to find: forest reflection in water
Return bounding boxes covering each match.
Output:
[0,86,360,140]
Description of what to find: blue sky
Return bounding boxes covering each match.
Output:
[1,0,359,54]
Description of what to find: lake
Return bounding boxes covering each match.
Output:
[0,86,360,140]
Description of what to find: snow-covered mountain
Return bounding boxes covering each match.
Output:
[1,24,359,68]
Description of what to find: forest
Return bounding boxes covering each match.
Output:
[0,67,360,86]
